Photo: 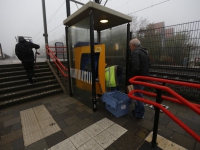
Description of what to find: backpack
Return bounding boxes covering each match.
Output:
[20,42,33,56]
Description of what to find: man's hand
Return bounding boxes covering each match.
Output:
[36,52,40,55]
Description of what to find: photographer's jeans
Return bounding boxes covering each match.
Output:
[133,84,145,118]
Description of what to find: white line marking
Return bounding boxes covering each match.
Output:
[48,118,127,150]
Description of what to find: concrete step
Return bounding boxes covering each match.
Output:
[0,78,57,93]
[0,88,63,107]
[0,68,51,77]
[0,64,49,72]
[0,74,55,88]
[0,61,66,107]
[0,83,61,101]
[0,73,54,82]
[0,62,47,68]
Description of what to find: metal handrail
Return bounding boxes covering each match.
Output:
[46,45,68,78]
[50,51,67,54]
[135,90,200,109]
[48,46,67,48]
[128,76,200,143]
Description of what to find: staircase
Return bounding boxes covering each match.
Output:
[0,62,63,107]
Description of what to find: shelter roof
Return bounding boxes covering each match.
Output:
[63,1,132,31]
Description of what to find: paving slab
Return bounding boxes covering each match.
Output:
[0,93,199,150]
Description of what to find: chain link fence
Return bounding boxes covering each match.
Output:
[133,21,200,103]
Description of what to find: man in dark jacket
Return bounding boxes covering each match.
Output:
[15,36,40,85]
[129,38,150,119]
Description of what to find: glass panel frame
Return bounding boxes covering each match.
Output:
[68,17,94,107]
[101,25,128,91]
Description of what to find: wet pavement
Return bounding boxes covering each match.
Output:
[0,58,200,150]
[0,92,199,150]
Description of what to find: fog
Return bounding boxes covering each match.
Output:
[0,0,200,57]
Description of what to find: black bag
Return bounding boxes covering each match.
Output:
[21,42,33,56]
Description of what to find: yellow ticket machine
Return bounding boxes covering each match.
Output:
[74,44,106,95]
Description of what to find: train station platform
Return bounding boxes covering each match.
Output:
[0,92,199,150]
[0,58,200,150]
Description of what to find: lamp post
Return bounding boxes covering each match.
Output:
[41,0,49,60]
[41,0,48,46]
[66,0,70,17]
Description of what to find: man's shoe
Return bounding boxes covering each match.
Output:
[132,110,135,116]
[131,116,144,119]
[130,110,135,118]
[32,77,37,83]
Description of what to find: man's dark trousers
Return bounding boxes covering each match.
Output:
[22,61,34,84]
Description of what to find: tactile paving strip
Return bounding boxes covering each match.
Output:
[20,105,61,146]
[145,131,187,150]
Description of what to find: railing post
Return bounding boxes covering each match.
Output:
[65,27,73,97]
[63,45,65,61]
[90,10,97,112]
[125,23,130,90]
[55,44,59,75]
[46,45,50,62]
[41,0,49,61]
[151,87,163,147]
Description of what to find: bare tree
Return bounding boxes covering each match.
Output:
[130,15,149,38]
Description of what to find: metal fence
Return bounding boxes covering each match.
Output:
[134,21,200,103]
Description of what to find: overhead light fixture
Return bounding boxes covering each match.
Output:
[100,19,108,23]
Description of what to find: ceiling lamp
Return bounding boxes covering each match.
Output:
[100,19,108,23]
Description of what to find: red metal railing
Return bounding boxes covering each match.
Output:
[128,76,200,143]
[48,46,67,54]
[46,45,68,78]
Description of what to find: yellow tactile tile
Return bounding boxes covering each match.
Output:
[33,105,52,121]
[20,108,38,125]
[145,131,187,150]
[164,141,187,150]
[40,119,61,137]
[20,105,60,147]
[23,130,44,147]
[22,123,41,136]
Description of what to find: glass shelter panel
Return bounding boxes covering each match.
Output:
[68,17,98,107]
[101,25,127,91]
